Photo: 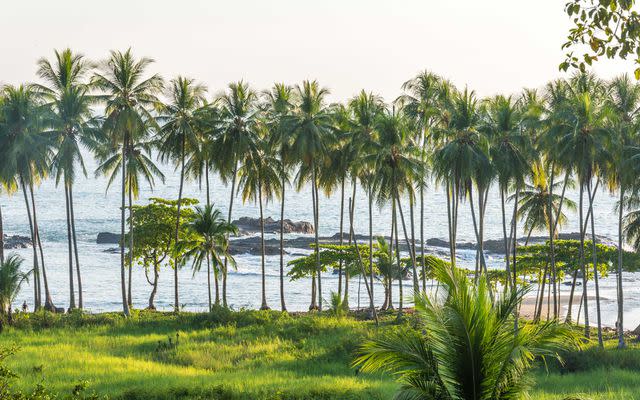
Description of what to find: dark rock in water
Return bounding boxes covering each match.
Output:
[2,234,32,249]
[97,232,121,244]
[102,247,121,254]
[232,216,314,235]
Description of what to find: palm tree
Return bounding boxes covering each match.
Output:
[0,254,30,316]
[368,110,421,314]
[94,119,165,308]
[157,76,206,312]
[607,74,640,348]
[354,263,582,400]
[552,73,609,341]
[263,83,295,311]
[36,48,97,311]
[397,71,442,292]
[286,80,333,311]
[350,91,384,311]
[0,85,52,311]
[237,135,282,310]
[183,204,237,310]
[214,81,259,307]
[92,49,163,316]
[484,95,530,285]
[433,89,488,272]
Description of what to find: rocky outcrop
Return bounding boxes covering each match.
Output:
[232,217,314,235]
[97,232,121,244]
[2,234,32,249]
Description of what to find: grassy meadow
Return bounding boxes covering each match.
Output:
[0,310,638,399]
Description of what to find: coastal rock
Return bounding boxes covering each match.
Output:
[97,232,121,244]
[2,234,32,249]
[232,217,314,235]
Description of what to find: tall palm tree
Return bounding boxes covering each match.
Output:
[263,83,294,311]
[286,80,333,311]
[183,204,237,310]
[607,74,640,348]
[348,90,384,313]
[397,71,442,292]
[237,135,282,310]
[552,73,610,340]
[0,254,30,316]
[92,49,163,316]
[157,76,206,312]
[214,81,259,307]
[94,118,165,308]
[368,110,421,313]
[36,48,97,311]
[433,89,488,271]
[0,85,52,311]
[484,95,530,284]
[354,263,582,400]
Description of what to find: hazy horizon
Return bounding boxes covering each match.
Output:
[1,0,635,102]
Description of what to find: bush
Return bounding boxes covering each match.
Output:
[554,346,640,373]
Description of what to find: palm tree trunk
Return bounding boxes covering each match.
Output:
[312,163,322,311]
[344,181,357,308]
[420,182,426,292]
[0,199,4,264]
[446,182,454,266]
[534,263,549,322]
[587,181,603,347]
[120,138,129,317]
[280,172,287,312]
[338,178,345,297]
[223,161,238,308]
[565,270,578,323]
[501,187,512,287]
[69,185,82,309]
[259,183,269,310]
[547,165,557,319]
[368,186,374,315]
[409,194,416,275]
[348,197,378,324]
[127,185,133,308]
[617,185,626,348]
[396,193,419,294]
[173,136,186,313]
[578,184,590,338]
[310,176,318,311]
[30,183,53,310]
[205,160,211,206]
[393,197,403,319]
[551,171,570,318]
[64,184,75,310]
[206,252,212,312]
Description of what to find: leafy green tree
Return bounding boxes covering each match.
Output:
[562,0,640,77]
[354,263,582,400]
[92,49,163,316]
[126,198,196,309]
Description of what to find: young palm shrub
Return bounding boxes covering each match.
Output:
[0,254,30,316]
[353,263,582,400]
[182,204,237,311]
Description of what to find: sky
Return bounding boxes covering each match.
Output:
[0,0,635,102]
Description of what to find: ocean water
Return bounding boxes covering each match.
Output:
[1,150,639,329]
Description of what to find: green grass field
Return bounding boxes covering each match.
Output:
[0,309,638,399]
